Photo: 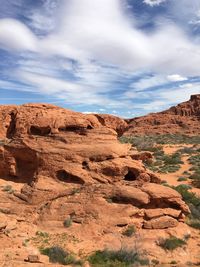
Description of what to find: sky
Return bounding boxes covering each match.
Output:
[0,0,200,117]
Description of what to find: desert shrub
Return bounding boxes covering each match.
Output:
[186,218,200,229]
[151,259,159,265]
[178,177,188,182]
[177,147,195,155]
[175,185,197,203]
[122,225,135,237]
[159,236,186,251]
[191,174,200,188]
[63,218,72,228]
[159,165,180,173]
[88,249,149,267]
[182,171,191,177]
[40,246,81,265]
[146,150,183,174]
[162,152,183,165]
[119,135,200,146]
[2,185,14,194]
[188,155,200,166]
[174,185,200,228]
[170,260,177,265]
[36,231,49,238]
[153,149,165,158]
[188,169,200,188]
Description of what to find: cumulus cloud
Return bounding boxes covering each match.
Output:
[0,0,200,76]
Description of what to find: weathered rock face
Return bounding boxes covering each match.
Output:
[94,114,127,136]
[124,94,200,135]
[0,103,189,231]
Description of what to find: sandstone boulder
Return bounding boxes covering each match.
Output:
[0,103,190,234]
[112,185,150,206]
[143,216,178,229]
[145,208,181,219]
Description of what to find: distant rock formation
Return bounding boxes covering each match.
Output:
[124,94,200,135]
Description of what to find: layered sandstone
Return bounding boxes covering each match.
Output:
[124,94,200,135]
[0,103,189,233]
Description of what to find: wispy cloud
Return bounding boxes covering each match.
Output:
[0,0,200,116]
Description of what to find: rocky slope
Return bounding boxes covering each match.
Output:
[0,103,192,265]
[124,94,200,135]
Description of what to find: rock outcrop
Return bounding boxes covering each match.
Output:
[0,103,189,232]
[124,94,200,135]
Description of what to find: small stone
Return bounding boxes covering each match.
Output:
[0,222,7,231]
[27,254,40,263]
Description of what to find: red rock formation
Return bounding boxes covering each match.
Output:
[124,94,200,135]
[0,103,189,231]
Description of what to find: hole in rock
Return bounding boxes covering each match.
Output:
[124,170,139,181]
[3,147,39,184]
[30,126,51,136]
[6,112,17,138]
[87,125,93,129]
[82,161,89,170]
[110,196,142,208]
[57,170,84,184]
[59,126,85,132]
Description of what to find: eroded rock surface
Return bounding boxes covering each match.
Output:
[124,94,200,135]
[0,103,190,234]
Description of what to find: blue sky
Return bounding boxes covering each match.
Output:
[0,0,200,117]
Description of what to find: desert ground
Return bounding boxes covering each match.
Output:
[0,134,200,267]
[0,99,200,267]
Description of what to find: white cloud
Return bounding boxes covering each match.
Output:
[126,82,200,113]
[0,19,37,51]
[1,1,200,77]
[127,73,188,94]
[167,74,188,82]
[143,0,167,7]
[158,85,200,103]
[179,83,193,88]
[0,0,200,115]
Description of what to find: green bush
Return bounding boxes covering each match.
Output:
[159,165,180,173]
[88,249,149,267]
[36,231,49,238]
[146,150,183,174]
[183,171,191,175]
[177,177,188,182]
[63,218,72,228]
[122,225,135,237]
[186,218,200,229]
[162,152,183,165]
[2,185,14,194]
[159,236,186,251]
[119,135,200,146]
[174,185,200,229]
[192,177,200,188]
[40,246,81,265]
[188,155,200,166]
[177,147,195,155]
